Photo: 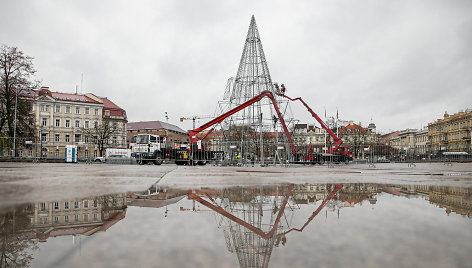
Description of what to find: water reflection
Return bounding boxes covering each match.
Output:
[1,183,471,267]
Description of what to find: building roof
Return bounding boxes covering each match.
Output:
[99,97,127,120]
[127,120,186,134]
[338,123,368,135]
[34,87,102,104]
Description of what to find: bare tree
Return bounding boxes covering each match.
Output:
[0,45,38,138]
[82,121,118,156]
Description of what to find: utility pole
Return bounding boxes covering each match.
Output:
[13,89,18,157]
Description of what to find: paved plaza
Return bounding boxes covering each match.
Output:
[1,162,471,210]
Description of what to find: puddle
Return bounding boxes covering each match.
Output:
[1,183,471,267]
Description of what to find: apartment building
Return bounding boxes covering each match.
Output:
[428,110,472,153]
[33,87,103,159]
[32,87,127,159]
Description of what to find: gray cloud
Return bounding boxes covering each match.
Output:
[1,0,471,133]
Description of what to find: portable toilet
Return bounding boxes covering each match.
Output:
[65,145,77,163]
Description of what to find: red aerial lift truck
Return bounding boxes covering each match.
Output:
[186,89,352,164]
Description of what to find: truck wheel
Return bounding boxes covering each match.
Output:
[154,159,163,165]
[197,160,207,166]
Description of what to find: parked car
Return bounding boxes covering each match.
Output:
[94,156,105,162]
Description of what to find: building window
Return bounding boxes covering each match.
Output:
[64,201,70,210]
[93,200,98,208]
[40,217,48,224]
[75,119,80,128]
[54,202,59,210]
[65,119,70,128]
[40,202,46,211]
[84,214,89,222]
[64,215,69,223]
[74,201,79,209]
[42,118,47,127]
[75,134,80,143]
[84,120,89,129]
[40,104,45,111]
[55,105,60,113]
[85,107,90,115]
[75,106,80,114]
[74,214,79,222]
[94,121,98,128]
[55,149,59,158]
[41,133,47,142]
[105,110,110,116]
[55,134,60,142]
[83,200,89,209]
[93,213,98,221]
[66,105,71,113]
[95,108,99,115]
[54,216,59,224]
[65,135,70,143]
[84,136,89,143]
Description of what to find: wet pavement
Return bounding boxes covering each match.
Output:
[0,162,471,267]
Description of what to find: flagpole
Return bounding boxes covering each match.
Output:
[324,107,327,154]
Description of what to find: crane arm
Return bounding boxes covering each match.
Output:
[188,90,298,155]
[281,94,344,152]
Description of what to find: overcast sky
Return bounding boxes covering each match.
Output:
[1,0,471,133]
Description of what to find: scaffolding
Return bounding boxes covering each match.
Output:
[213,16,296,164]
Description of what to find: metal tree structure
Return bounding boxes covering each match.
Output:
[214,16,295,163]
[214,185,295,268]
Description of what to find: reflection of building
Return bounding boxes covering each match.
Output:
[179,183,471,268]
[127,187,187,209]
[29,194,127,241]
[428,186,471,217]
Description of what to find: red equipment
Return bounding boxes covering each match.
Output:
[187,89,352,163]
[188,90,298,156]
[280,94,353,159]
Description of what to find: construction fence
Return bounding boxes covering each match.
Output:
[0,136,126,162]
[1,136,471,164]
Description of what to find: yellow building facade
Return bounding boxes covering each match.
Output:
[428,110,472,153]
[33,87,104,159]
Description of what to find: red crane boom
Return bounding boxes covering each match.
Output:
[188,90,298,155]
[280,94,352,158]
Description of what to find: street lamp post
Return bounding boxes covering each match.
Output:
[13,89,18,157]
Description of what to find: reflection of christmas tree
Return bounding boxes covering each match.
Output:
[221,187,293,268]
[0,206,38,268]
[190,185,295,268]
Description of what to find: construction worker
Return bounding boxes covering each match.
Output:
[281,84,286,95]
[274,83,280,94]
